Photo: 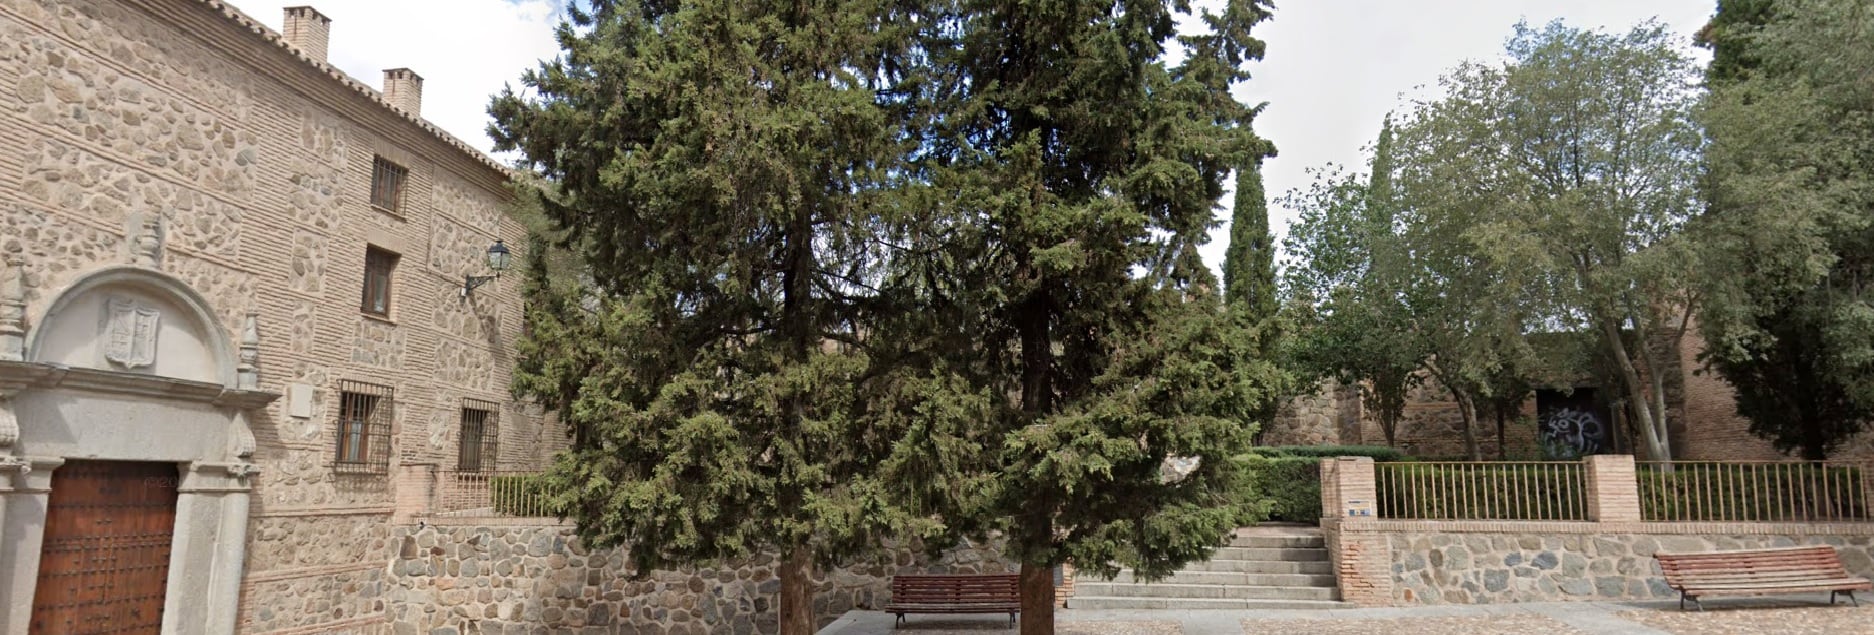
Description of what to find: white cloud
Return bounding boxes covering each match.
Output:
[224,0,563,156]
[226,1,1714,282]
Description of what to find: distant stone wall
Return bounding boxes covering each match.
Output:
[384,521,1012,634]
[1265,380,1361,446]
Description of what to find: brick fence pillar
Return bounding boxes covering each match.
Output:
[1320,457,1392,606]
[1321,456,1376,519]
[1585,454,1641,522]
[392,462,438,524]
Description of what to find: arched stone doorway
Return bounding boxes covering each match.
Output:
[0,264,276,634]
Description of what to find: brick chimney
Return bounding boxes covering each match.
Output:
[281,6,331,63]
[382,68,423,116]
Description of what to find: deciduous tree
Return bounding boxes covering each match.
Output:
[1698,0,1874,459]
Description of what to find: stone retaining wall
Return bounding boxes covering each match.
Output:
[384,521,1011,634]
[1376,527,1874,605]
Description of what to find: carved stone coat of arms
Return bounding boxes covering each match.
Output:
[103,297,160,369]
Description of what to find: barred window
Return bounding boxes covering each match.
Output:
[335,380,393,474]
[457,399,499,472]
[370,156,408,212]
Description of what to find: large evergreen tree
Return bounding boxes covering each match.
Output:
[490,2,919,633]
[1698,0,1874,459]
[884,1,1281,631]
[1225,160,1278,320]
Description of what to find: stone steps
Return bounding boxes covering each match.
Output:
[1107,570,1338,587]
[1209,546,1329,562]
[1064,597,1352,610]
[1067,526,1351,611]
[1179,559,1334,575]
[1074,582,1339,601]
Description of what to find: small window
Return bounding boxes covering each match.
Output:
[335,380,394,474]
[370,156,408,212]
[458,399,500,472]
[362,247,398,317]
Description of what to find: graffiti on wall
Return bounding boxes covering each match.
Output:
[1536,388,1610,459]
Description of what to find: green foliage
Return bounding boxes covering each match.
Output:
[1387,21,1703,462]
[1697,0,1874,459]
[490,0,925,593]
[1247,445,1408,462]
[1234,455,1320,523]
[1281,120,1427,448]
[875,1,1284,603]
[1225,160,1279,322]
[1637,464,1869,521]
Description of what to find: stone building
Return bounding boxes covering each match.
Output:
[0,1,559,632]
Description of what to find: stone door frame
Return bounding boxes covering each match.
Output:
[0,266,276,634]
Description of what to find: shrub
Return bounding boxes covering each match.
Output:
[1236,455,1323,523]
[1248,445,1408,462]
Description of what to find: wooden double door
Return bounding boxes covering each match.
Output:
[30,460,180,634]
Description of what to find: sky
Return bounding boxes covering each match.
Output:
[226,0,1716,279]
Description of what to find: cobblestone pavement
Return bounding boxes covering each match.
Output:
[1619,601,1874,634]
[819,600,1874,634]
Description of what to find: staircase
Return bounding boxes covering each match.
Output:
[1067,525,1350,610]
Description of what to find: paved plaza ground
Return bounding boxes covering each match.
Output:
[818,598,1874,634]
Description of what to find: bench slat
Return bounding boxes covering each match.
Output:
[1654,546,1873,606]
[886,574,1021,619]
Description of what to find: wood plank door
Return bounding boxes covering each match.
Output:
[30,460,180,635]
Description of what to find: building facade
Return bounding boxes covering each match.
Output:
[0,1,559,632]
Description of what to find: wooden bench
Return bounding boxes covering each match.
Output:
[1656,545,1873,611]
[884,574,1020,627]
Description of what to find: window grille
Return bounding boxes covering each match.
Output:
[370,155,408,212]
[457,399,500,472]
[362,247,398,317]
[335,380,394,474]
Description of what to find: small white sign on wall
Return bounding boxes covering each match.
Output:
[287,382,315,418]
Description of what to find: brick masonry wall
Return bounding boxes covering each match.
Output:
[0,1,565,632]
[386,522,1013,634]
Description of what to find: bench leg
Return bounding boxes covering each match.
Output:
[1680,592,1702,612]
[1833,590,1859,607]
[895,612,905,628]
[1009,611,1017,627]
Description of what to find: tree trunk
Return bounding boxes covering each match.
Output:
[1019,562,1054,634]
[1454,390,1481,461]
[1495,404,1507,461]
[779,546,815,635]
[1382,411,1398,447]
[1598,316,1671,462]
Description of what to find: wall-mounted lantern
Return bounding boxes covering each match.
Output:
[461,239,510,298]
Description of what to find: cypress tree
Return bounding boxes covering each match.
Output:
[886,2,1282,631]
[1224,160,1278,321]
[491,2,919,633]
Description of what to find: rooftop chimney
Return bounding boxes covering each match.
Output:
[281,6,331,63]
[382,68,423,116]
